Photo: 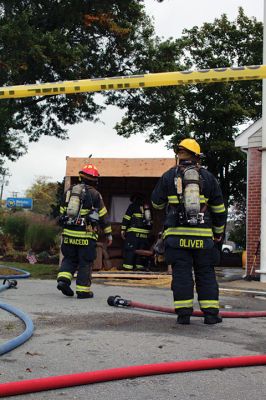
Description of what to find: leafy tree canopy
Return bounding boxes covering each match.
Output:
[25,176,58,215]
[0,0,155,160]
[107,8,262,206]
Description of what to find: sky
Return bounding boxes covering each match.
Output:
[3,0,264,198]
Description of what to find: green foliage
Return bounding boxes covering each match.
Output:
[108,8,262,207]
[3,213,29,247]
[228,200,246,247]
[25,176,59,215]
[25,221,59,252]
[1,210,60,251]
[228,224,246,248]
[50,179,65,218]
[0,0,155,160]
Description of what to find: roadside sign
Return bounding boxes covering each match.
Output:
[6,197,33,209]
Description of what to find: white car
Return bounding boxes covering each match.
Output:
[222,244,234,253]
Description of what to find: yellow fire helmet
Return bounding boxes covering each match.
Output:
[177,138,201,155]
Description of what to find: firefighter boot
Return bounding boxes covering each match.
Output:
[177,315,191,325]
[204,315,222,325]
[77,291,94,299]
[57,281,74,297]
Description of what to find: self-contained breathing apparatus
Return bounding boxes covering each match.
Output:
[63,184,99,231]
[174,161,205,226]
[141,203,152,226]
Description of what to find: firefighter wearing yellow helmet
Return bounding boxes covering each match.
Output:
[57,163,112,299]
[151,138,226,325]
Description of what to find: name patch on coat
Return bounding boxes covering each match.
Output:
[63,237,89,246]
[179,238,204,248]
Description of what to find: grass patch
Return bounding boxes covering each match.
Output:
[0,261,58,279]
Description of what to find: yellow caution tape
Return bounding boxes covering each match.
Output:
[0,65,265,99]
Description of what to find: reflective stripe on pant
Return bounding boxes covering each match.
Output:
[165,245,219,316]
[58,240,96,290]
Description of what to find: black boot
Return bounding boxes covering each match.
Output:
[77,291,94,299]
[177,315,191,325]
[57,281,74,297]
[204,315,222,325]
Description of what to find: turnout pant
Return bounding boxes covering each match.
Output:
[165,245,219,317]
[123,232,150,270]
[57,240,96,294]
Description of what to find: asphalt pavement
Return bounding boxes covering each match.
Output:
[0,278,266,400]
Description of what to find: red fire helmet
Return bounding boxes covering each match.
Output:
[79,164,100,180]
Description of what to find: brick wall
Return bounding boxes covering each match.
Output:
[247,147,261,274]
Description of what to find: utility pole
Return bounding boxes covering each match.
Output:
[0,169,11,206]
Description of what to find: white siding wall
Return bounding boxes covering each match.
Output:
[248,128,262,148]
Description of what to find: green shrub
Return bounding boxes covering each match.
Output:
[25,222,59,252]
[3,213,29,248]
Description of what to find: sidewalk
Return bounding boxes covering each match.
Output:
[219,278,266,294]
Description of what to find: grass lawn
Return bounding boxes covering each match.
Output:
[0,261,58,279]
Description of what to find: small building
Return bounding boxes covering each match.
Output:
[65,157,175,269]
[235,119,262,276]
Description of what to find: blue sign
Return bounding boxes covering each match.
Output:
[6,197,33,209]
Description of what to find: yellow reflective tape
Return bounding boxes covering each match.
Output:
[210,204,226,213]
[213,225,225,234]
[199,300,219,309]
[57,271,73,280]
[164,227,213,237]
[133,213,142,217]
[76,285,91,292]
[99,207,107,217]
[122,264,134,270]
[127,227,150,234]
[104,226,112,234]
[168,195,179,204]
[168,195,207,204]
[1,65,265,99]
[123,215,131,220]
[63,229,98,239]
[174,299,194,308]
[152,201,165,210]
[80,210,88,215]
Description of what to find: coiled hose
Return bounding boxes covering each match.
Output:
[0,266,34,356]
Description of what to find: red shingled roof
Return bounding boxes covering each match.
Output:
[66,157,175,178]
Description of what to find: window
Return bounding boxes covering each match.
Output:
[109,196,130,223]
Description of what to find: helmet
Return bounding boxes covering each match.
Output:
[177,138,201,155]
[79,164,100,180]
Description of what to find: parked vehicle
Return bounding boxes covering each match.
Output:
[222,244,234,253]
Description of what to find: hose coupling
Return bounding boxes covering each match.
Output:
[3,279,18,289]
[107,295,130,307]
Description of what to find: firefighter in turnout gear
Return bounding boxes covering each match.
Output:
[121,193,153,271]
[151,138,226,325]
[57,164,112,299]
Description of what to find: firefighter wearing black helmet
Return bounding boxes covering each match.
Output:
[57,164,112,299]
[151,139,226,325]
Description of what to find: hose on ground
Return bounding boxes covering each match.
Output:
[107,295,266,318]
[0,265,30,279]
[0,266,33,356]
[0,354,266,397]
[0,303,34,356]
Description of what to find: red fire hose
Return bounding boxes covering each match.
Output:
[1,295,266,398]
[1,355,266,397]
[106,295,266,318]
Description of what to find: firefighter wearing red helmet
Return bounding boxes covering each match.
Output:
[151,138,227,325]
[57,163,112,299]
